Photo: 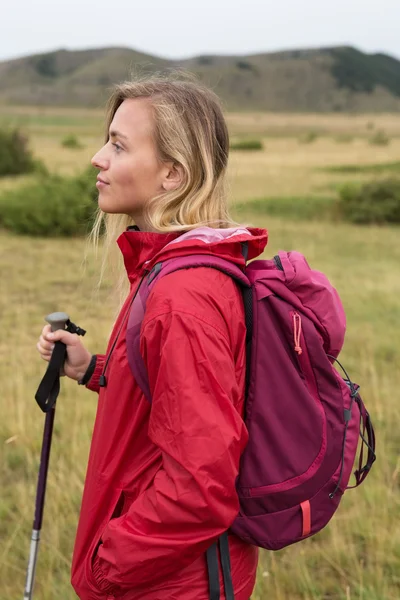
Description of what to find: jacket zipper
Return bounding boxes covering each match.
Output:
[99,274,147,387]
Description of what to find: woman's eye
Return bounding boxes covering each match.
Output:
[112,143,122,153]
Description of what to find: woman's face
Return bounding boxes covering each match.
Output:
[91,98,174,223]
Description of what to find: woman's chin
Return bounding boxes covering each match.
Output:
[97,197,117,214]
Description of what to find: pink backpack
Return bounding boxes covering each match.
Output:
[126,249,376,599]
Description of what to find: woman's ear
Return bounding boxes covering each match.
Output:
[162,162,184,192]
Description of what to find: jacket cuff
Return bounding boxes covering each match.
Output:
[92,555,119,596]
[78,355,97,385]
[86,355,106,393]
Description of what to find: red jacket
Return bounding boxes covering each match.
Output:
[71,226,268,600]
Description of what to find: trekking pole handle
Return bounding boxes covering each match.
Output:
[45,312,69,332]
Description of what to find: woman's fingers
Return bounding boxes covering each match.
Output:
[37,337,55,353]
[36,322,91,381]
[36,338,54,362]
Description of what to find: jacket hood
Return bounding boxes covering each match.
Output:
[117,226,268,282]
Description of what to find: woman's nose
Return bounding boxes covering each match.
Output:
[91,147,109,170]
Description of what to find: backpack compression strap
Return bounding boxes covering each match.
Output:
[206,532,235,600]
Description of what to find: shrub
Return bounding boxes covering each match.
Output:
[369,130,390,146]
[230,139,263,151]
[74,165,98,202]
[197,56,213,66]
[236,60,254,71]
[299,131,318,144]
[0,128,37,177]
[338,179,400,224]
[0,170,98,236]
[61,134,84,149]
[32,52,58,78]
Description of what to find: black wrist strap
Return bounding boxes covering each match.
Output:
[35,320,86,413]
[78,355,97,386]
[35,342,65,412]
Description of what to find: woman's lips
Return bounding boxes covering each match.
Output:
[96,178,110,189]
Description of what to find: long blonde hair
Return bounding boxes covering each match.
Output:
[88,74,239,300]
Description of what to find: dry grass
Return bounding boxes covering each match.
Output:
[229,137,400,202]
[0,107,399,600]
[2,105,400,202]
[226,112,400,137]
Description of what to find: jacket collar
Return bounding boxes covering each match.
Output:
[117,226,268,283]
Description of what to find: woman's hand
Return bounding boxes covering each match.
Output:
[37,324,93,382]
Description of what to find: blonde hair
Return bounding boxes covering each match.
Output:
[88,74,239,301]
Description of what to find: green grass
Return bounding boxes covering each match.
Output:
[234,195,336,221]
[0,214,399,600]
[0,113,102,128]
[230,138,264,151]
[321,161,400,175]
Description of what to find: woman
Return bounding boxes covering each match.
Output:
[37,77,267,600]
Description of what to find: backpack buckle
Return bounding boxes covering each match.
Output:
[147,262,162,284]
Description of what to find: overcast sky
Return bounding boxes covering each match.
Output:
[2,0,400,62]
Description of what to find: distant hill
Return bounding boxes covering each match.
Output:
[1,45,400,112]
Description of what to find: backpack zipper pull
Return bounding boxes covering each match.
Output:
[293,312,303,355]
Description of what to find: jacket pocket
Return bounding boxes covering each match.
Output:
[85,488,124,596]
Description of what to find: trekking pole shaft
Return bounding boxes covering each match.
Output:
[24,407,56,599]
[33,407,56,531]
[24,315,68,600]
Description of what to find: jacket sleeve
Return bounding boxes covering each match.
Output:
[85,354,105,393]
[93,308,248,593]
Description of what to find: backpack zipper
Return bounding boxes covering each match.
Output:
[290,311,327,455]
[290,312,320,405]
[292,312,303,355]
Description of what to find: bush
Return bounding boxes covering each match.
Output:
[338,179,400,224]
[369,130,390,146]
[299,131,319,144]
[236,60,255,72]
[0,170,98,236]
[74,165,98,202]
[61,134,84,149]
[0,128,37,177]
[230,139,263,151]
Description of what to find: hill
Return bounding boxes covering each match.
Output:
[0,45,400,112]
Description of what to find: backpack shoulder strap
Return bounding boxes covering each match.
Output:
[126,254,250,403]
[150,254,249,287]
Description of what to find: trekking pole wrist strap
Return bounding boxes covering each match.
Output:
[35,318,86,412]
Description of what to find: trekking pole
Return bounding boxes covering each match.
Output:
[23,312,86,600]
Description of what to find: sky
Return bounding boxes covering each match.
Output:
[2,0,400,62]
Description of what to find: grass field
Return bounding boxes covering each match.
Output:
[0,106,399,600]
